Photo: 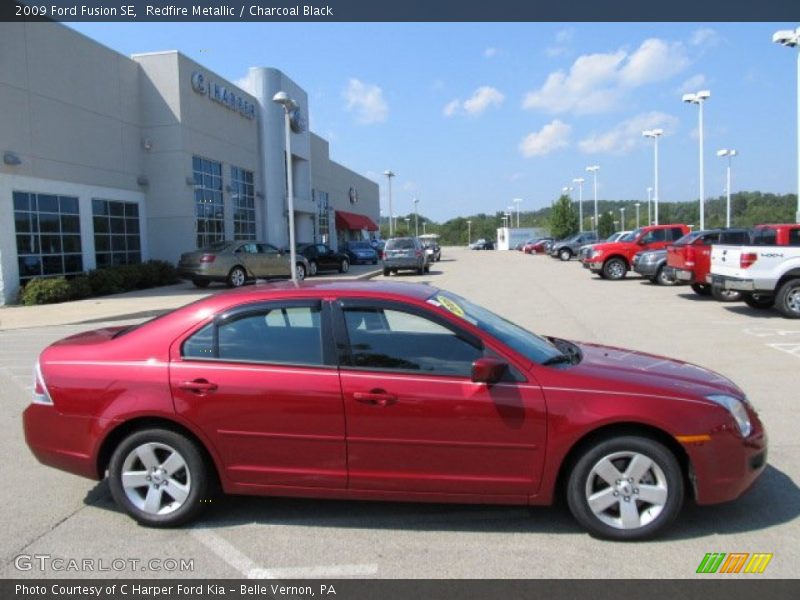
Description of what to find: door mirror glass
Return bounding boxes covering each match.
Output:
[471,357,507,384]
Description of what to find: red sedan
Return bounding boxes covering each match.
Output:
[524,238,553,254]
[23,281,766,540]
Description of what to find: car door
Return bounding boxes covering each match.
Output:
[640,228,668,251]
[169,300,346,489]
[236,243,261,277]
[258,243,285,278]
[317,244,335,271]
[333,299,547,498]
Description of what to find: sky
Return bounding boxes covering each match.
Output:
[69,21,800,222]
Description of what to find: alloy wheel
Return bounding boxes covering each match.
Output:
[121,442,191,516]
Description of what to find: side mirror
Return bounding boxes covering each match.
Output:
[471,357,507,384]
[637,238,646,245]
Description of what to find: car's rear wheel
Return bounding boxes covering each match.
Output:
[691,283,711,296]
[227,266,247,288]
[602,258,627,280]
[308,260,318,276]
[108,428,211,527]
[742,292,774,310]
[711,285,742,302]
[566,436,683,541]
[339,259,350,273]
[191,278,210,289]
[774,279,800,318]
[559,248,572,261]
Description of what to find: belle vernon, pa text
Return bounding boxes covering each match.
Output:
[16,584,337,597]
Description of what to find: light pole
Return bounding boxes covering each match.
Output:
[384,170,395,235]
[404,217,410,234]
[642,129,663,225]
[717,149,738,227]
[620,207,625,231]
[512,198,522,227]
[682,90,711,229]
[467,220,472,245]
[634,202,641,228]
[413,198,419,237]
[773,27,800,223]
[572,178,585,231]
[586,166,600,228]
[646,186,653,225]
[272,91,299,282]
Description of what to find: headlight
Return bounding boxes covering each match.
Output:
[707,394,752,437]
[642,253,658,263]
[590,249,603,258]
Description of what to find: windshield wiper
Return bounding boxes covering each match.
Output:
[542,354,573,366]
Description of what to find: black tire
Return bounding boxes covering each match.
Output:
[227,266,247,288]
[339,259,350,273]
[308,260,318,277]
[655,266,676,286]
[774,279,800,318]
[559,248,572,261]
[566,436,684,541]
[295,263,306,281]
[602,258,628,280]
[711,285,742,303]
[108,428,212,527]
[742,292,774,310]
[424,264,431,273]
[416,266,424,275]
[691,283,711,296]
[192,278,210,289]
[383,268,391,276]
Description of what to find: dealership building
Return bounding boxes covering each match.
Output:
[0,22,379,304]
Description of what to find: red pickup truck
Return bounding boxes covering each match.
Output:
[582,224,690,280]
[666,228,752,300]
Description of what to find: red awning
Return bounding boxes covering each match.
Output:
[335,210,378,232]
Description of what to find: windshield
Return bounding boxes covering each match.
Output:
[427,291,562,365]
[386,238,415,250]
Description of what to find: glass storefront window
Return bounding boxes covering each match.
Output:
[231,166,256,240]
[92,199,142,268]
[193,156,224,248]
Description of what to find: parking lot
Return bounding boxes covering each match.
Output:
[1,247,798,578]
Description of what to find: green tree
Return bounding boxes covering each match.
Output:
[549,194,579,239]
[597,212,616,238]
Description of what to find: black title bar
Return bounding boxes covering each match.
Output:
[3,0,800,22]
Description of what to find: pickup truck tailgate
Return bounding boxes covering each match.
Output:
[710,245,745,279]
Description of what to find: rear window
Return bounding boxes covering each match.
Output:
[386,238,416,250]
[752,229,778,246]
[719,230,752,244]
[790,229,800,246]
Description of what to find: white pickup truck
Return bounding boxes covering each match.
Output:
[710,224,800,317]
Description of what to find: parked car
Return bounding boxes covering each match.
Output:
[343,241,379,265]
[178,241,309,288]
[523,238,553,254]
[23,281,767,540]
[297,243,350,276]
[550,231,599,261]
[469,239,495,250]
[578,231,632,263]
[419,234,442,262]
[583,224,690,280]
[710,223,800,316]
[665,229,752,301]
[632,249,676,286]
[382,237,430,275]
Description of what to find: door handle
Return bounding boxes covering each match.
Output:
[179,379,218,394]
[353,391,397,406]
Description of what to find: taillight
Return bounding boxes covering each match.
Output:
[199,254,216,263]
[32,361,53,405]
[740,252,758,269]
[685,246,695,267]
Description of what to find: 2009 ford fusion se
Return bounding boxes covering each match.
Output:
[23,281,766,540]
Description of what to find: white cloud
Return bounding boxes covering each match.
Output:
[343,78,388,124]
[443,86,505,117]
[578,112,678,155]
[519,120,572,157]
[484,47,498,58]
[691,28,721,48]
[677,74,708,94]
[545,28,576,58]
[524,38,690,115]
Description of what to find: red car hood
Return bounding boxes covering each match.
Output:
[559,341,744,401]
[590,241,638,255]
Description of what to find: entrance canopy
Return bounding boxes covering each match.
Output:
[335,210,378,231]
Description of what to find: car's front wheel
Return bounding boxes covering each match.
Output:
[108,428,211,527]
[308,260,318,276]
[602,258,627,280]
[567,436,683,541]
[559,248,572,261]
[339,259,350,273]
[295,263,306,281]
[655,266,676,286]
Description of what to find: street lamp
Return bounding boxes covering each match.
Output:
[573,178,585,231]
[512,198,522,228]
[467,220,472,246]
[773,27,800,223]
[620,207,625,231]
[717,149,738,228]
[642,129,663,225]
[384,170,395,235]
[682,90,711,229]
[412,197,419,237]
[586,166,600,228]
[635,202,641,227]
[272,91,299,282]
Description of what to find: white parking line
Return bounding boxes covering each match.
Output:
[191,527,379,579]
